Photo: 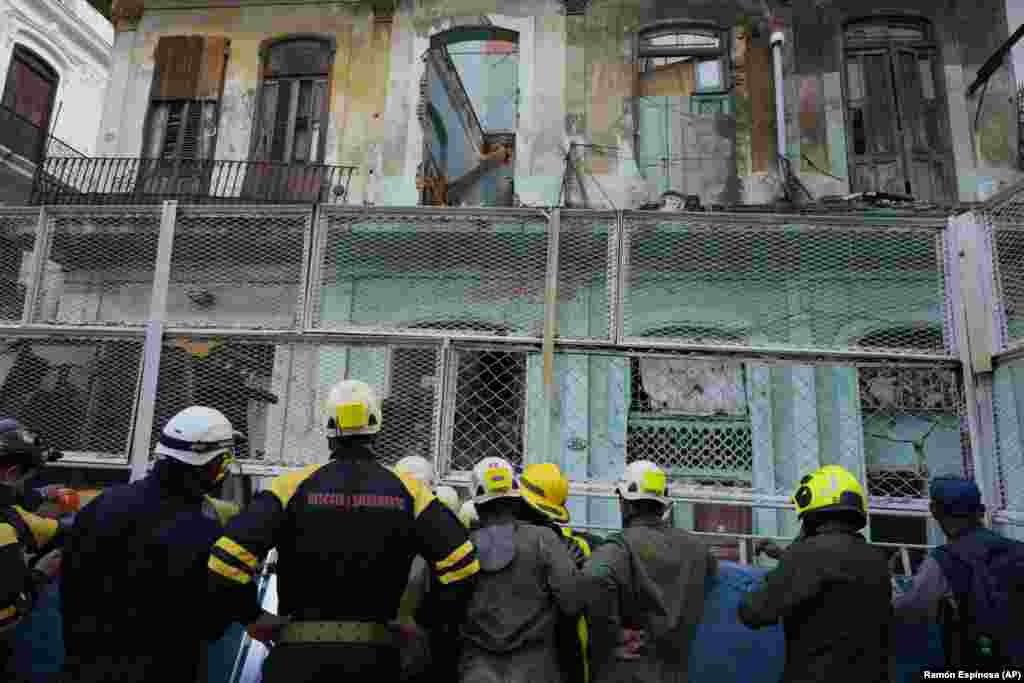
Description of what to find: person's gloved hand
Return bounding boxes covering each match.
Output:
[246,612,291,646]
[388,619,427,643]
[615,628,647,659]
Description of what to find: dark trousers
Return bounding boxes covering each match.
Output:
[263,642,400,683]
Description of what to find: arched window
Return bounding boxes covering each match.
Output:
[1,45,59,161]
[637,23,728,95]
[251,36,335,164]
[842,16,952,201]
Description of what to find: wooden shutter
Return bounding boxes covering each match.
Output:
[746,45,774,174]
[148,35,230,159]
[152,36,205,99]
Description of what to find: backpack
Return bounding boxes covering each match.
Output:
[932,528,1024,670]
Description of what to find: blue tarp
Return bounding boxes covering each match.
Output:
[18,564,944,683]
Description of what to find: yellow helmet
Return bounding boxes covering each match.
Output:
[520,463,570,524]
[792,465,866,524]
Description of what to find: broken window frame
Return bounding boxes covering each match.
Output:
[636,22,730,94]
[841,16,953,201]
[626,326,753,482]
[250,36,335,166]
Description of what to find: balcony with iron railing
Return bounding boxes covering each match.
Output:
[31,156,357,205]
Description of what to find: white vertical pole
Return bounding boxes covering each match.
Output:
[129,200,176,481]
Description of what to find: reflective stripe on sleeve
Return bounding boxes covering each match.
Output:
[214,537,258,570]
[438,558,480,585]
[436,540,473,571]
[209,555,252,584]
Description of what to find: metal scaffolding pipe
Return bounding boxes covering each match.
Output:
[771,17,787,171]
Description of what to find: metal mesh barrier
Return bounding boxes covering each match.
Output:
[620,212,949,354]
[557,211,617,340]
[993,356,1024,512]
[0,209,39,323]
[167,207,312,329]
[989,224,1024,346]
[33,208,161,325]
[312,207,550,337]
[150,336,441,469]
[445,348,528,471]
[439,347,969,511]
[0,334,143,461]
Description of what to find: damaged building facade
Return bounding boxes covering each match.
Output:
[74,0,1024,208]
[5,0,1024,556]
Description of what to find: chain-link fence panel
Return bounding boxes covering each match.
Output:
[312,207,550,337]
[993,356,1024,512]
[0,333,143,461]
[442,347,528,472]
[620,212,949,355]
[167,207,312,329]
[557,211,617,340]
[0,208,40,323]
[988,223,1024,347]
[33,208,161,325]
[149,336,442,469]
[440,346,969,508]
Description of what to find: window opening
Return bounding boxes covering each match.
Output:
[420,26,519,207]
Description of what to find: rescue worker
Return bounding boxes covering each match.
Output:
[519,462,597,683]
[460,456,586,683]
[581,460,715,683]
[207,380,479,682]
[738,464,891,683]
[0,419,64,682]
[894,476,1024,671]
[60,406,244,682]
[392,456,443,682]
[403,484,466,683]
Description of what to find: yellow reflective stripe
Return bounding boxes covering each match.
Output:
[436,541,473,571]
[438,558,480,585]
[396,471,435,518]
[215,537,258,569]
[0,606,16,621]
[0,523,17,547]
[15,507,58,548]
[209,555,252,584]
[268,464,324,507]
[578,615,589,683]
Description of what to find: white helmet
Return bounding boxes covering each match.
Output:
[458,500,479,528]
[394,455,434,487]
[616,460,669,505]
[471,456,520,505]
[323,380,382,437]
[434,485,460,514]
[155,406,240,466]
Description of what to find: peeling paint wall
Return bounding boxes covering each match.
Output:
[98,0,1024,207]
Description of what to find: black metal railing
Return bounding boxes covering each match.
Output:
[0,103,46,162]
[31,157,357,205]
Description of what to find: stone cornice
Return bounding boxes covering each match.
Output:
[5,0,113,67]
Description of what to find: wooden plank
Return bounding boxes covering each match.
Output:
[253,81,278,162]
[638,61,695,98]
[197,36,231,99]
[747,45,775,174]
[282,81,300,163]
[310,79,326,164]
[153,36,203,99]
